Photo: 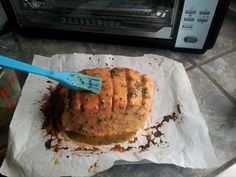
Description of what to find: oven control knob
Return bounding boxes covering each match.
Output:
[184,36,198,43]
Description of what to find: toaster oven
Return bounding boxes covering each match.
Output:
[2,0,230,53]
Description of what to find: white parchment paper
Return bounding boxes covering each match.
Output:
[0,54,219,177]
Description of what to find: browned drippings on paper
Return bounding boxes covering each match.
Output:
[110,144,134,152]
[138,112,177,152]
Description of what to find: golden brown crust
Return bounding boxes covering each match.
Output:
[112,68,127,113]
[60,67,155,142]
[126,69,142,114]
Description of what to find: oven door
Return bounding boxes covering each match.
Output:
[7,0,180,40]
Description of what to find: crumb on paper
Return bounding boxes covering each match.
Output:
[176,100,183,114]
[157,57,164,67]
[88,161,99,172]
[46,80,53,84]
[156,86,159,92]
[53,159,60,165]
[45,139,53,150]
[177,104,181,114]
[53,145,69,153]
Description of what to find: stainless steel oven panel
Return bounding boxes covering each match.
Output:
[11,0,176,39]
[175,0,219,49]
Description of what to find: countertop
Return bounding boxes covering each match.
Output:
[0,7,236,177]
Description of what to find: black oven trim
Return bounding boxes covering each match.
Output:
[203,0,230,50]
[1,0,18,31]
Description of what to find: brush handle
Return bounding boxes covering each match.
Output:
[0,55,54,78]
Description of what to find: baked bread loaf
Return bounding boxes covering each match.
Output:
[58,67,154,144]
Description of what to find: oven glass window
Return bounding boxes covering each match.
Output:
[11,0,179,39]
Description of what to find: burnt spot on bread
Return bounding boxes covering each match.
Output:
[128,89,138,98]
[127,75,133,81]
[110,69,117,77]
[142,88,148,97]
